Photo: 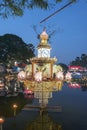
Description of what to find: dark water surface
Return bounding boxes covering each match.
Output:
[2,83,87,130]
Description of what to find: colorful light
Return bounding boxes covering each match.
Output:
[56,71,64,80]
[68,82,81,88]
[65,72,72,80]
[34,71,42,82]
[18,71,26,80]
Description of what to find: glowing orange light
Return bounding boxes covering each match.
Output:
[13,104,18,109]
[0,118,4,124]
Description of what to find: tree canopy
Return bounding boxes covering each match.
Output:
[0,0,76,18]
[0,34,35,64]
[58,63,68,72]
[69,54,87,67]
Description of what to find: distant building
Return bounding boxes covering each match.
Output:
[68,66,85,72]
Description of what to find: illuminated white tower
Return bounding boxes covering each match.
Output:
[37,28,51,58]
[30,28,57,79]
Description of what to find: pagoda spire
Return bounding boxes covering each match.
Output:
[40,27,48,41]
[37,28,51,49]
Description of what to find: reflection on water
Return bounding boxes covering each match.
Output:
[67,80,87,91]
[0,78,87,130]
[25,111,62,130]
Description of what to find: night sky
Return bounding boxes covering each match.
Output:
[0,0,87,65]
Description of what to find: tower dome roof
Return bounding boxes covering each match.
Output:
[37,28,51,49]
[40,28,48,40]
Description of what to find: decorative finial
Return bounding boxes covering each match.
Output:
[43,27,46,32]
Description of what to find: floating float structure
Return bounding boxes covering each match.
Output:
[17,28,64,108]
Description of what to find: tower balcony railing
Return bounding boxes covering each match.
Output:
[30,57,57,63]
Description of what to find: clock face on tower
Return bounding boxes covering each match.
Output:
[38,48,50,58]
